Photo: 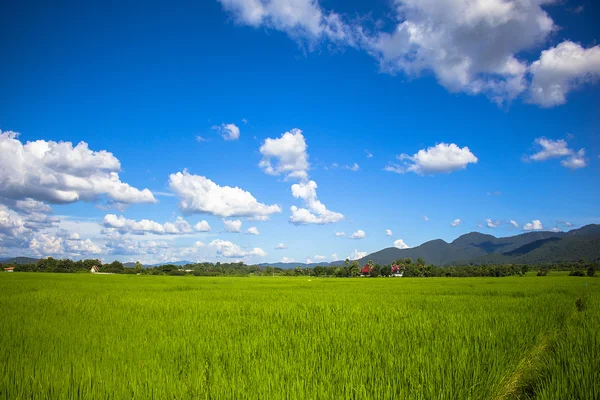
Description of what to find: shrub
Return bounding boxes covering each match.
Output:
[569,270,586,277]
[537,270,548,276]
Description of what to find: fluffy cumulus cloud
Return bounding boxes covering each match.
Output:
[0,131,156,205]
[528,41,600,107]
[523,219,544,231]
[259,128,309,180]
[366,0,556,104]
[335,231,346,237]
[260,129,343,225]
[218,1,600,107]
[386,229,392,236]
[213,123,241,140]
[561,149,587,170]
[386,143,478,174]
[169,170,281,218]
[217,0,354,43]
[451,219,462,227]
[247,226,260,235]
[275,243,287,249]
[210,239,267,258]
[102,214,193,235]
[485,219,500,228]
[348,249,366,260]
[289,180,344,225]
[194,220,211,232]
[27,232,103,257]
[350,229,366,239]
[223,219,242,233]
[394,239,410,249]
[526,137,587,169]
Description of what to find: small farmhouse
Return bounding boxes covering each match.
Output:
[3,267,15,272]
[361,265,372,276]
[90,265,99,274]
[391,265,404,277]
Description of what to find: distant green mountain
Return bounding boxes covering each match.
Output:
[0,257,39,265]
[357,225,600,266]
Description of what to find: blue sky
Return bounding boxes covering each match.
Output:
[1,0,599,264]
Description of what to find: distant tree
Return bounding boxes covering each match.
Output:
[416,257,426,267]
[381,265,392,277]
[587,265,596,277]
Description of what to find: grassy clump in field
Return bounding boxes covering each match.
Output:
[0,274,598,399]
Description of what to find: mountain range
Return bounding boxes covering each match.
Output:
[260,224,600,268]
[2,225,599,268]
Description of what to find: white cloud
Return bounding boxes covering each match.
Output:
[313,255,326,261]
[102,214,193,235]
[510,220,519,228]
[280,257,295,263]
[213,123,240,140]
[526,137,587,169]
[529,41,600,107]
[209,239,267,258]
[348,249,367,260]
[561,149,587,170]
[394,239,410,249]
[451,219,462,227]
[565,222,573,227]
[350,229,366,239]
[196,136,209,142]
[550,227,562,232]
[0,131,156,205]
[217,0,354,43]
[218,1,600,107]
[194,220,211,232]
[523,219,543,231]
[259,128,309,180]
[485,219,499,228]
[194,241,205,247]
[335,231,346,237]
[242,118,248,125]
[386,143,478,174]
[223,219,242,233]
[423,216,429,221]
[365,0,555,104]
[331,253,339,260]
[275,243,287,249]
[169,170,281,218]
[365,150,373,158]
[529,138,573,161]
[385,229,392,236]
[247,226,260,235]
[14,198,52,214]
[289,180,343,225]
[346,163,360,171]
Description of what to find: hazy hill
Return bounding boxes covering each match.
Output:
[259,225,600,268]
[358,225,599,266]
[0,257,40,265]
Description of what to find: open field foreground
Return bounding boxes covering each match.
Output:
[1,274,598,399]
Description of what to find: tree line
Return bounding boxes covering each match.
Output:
[1,257,597,277]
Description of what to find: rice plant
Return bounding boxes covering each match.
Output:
[0,273,597,399]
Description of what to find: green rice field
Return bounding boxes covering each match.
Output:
[1,273,598,399]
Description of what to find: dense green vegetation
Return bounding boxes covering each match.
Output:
[3,256,598,278]
[1,273,598,399]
